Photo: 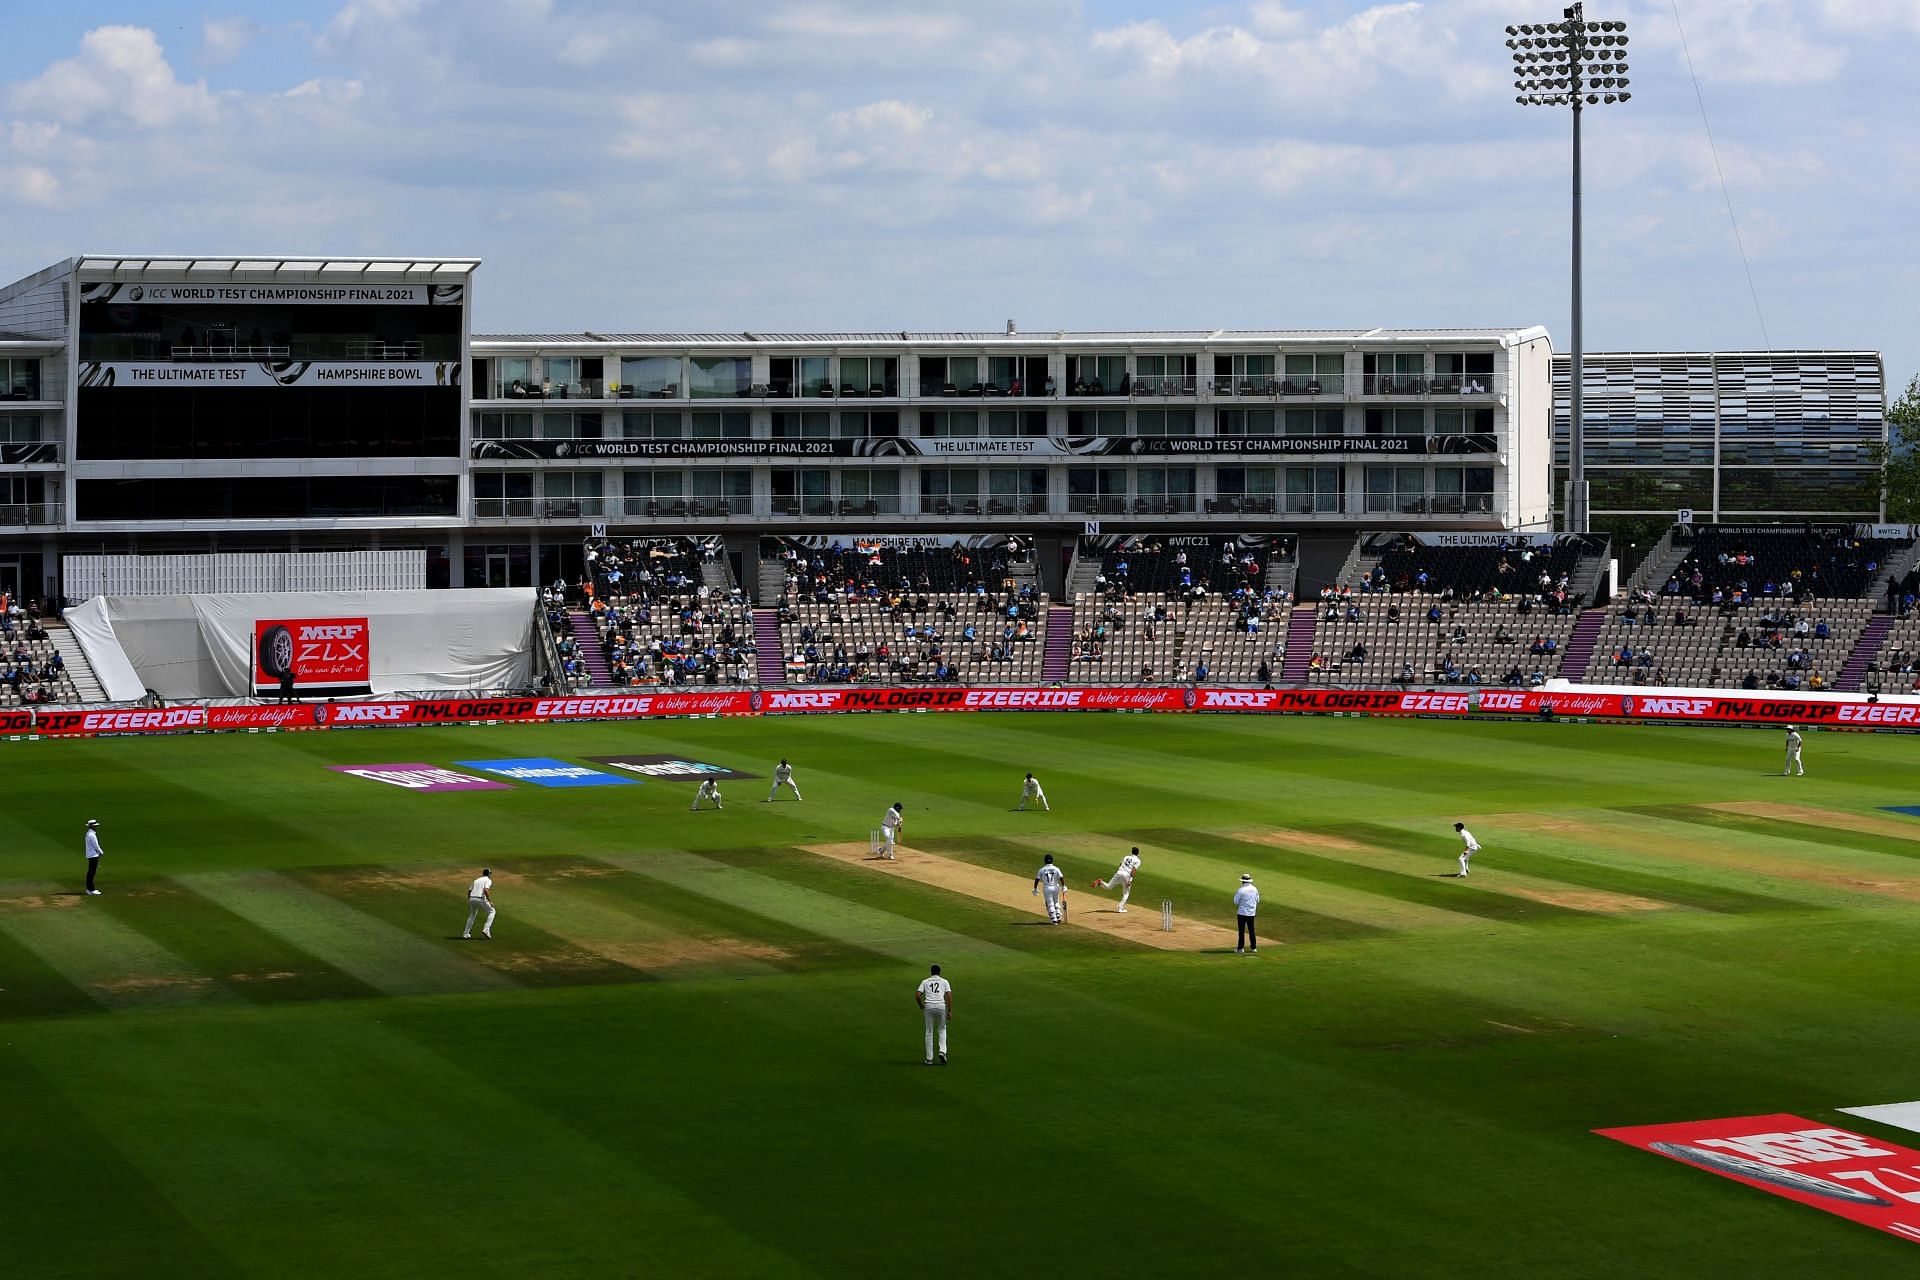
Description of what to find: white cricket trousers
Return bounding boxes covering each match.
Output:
[882,825,898,856]
[1785,750,1804,776]
[1019,787,1049,811]
[464,896,495,937]
[923,1006,948,1061]
[1042,885,1063,922]
[768,778,803,801]
[1110,874,1133,909]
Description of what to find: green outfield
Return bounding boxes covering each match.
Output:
[6,712,1920,1276]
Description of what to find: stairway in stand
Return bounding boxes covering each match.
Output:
[1838,615,1893,691]
[1041,606,1074,682]
[1280,604,1318,682]
[752,608,786,685]
[566,612,613,686]
[1556,609,1606,682]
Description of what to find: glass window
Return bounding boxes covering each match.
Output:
[1066,467,1127,512]
[689,411,750,439]
[1282,353,1343,393]
[1135,409,1197,437]
[619,356,679,397]
[1216,466,1276,497]
[1136,467,1196,511]
[1364,407,1425,436]
[1,359,43,399]
[922,468,979,500]
[689,356,750,399]
[624,469,683,501]
[1066,410,1127,436]
[690,469,751,503]
[476,413,535,439]
[1217,409,1277,436]
[1284,408,1345,436]
[919,411,980,437]
[1066,355,1126,394]
[622,411,682,439]
[1284,466,1343,514]
[840,469,901,513]
[772,411,834,439]
[496,357,534,398]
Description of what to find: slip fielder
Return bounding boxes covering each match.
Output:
[766,758,803,802]
[692,778,724,811]
[1017,771,1050,812]
[1454,822,1479,877]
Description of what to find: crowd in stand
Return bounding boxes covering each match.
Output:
[1662,531,1890,606]
[773,538,1018,600]
[575,538,756,687]
[0,599,71,704]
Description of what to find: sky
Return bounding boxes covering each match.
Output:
[1,1,1916,387]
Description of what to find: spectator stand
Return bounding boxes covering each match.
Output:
[762,535,1044,685]
[1294,533,1603,689]
[1585,525,1911,691]
[1067,535,1293,685]
[577,537,757,688]
[0,597,86,706]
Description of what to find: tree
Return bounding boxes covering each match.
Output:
[1874,374,1920,522]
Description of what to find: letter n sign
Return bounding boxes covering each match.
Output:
[1084,520,1101,536]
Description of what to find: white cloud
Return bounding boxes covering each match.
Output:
[201,16,262,69]
[9,26,218,129]
[558,32,610,67]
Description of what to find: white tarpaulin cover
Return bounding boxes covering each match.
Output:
[63,589,535,699]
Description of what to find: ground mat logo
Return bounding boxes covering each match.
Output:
[587,755,757,781]
[454,758,639,788]
[329,763,512,792]
[1597,1113,1920,1243]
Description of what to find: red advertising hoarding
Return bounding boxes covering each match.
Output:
[253,617,371,693]
[1597,1113,1920,1244]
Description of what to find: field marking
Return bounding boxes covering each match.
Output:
[990,831,1483,934]
[1231,828,1668,916]
[1706,801,1920,842]
[0,902,241,1009]
[1484,811,1920,905]
[181,871,518,997]
[798,842,1236,951]
[595,850,1018,962]
[489,870,791,978]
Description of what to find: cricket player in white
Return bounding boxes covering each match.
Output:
[1032,853,1068,923]
[1093,846,1143,912]
[766,758,803,802]
[916,964,952,1065]
[880,802,904,858]
[1784,727,1805,776]
[83,818,104,896]
[692,778,724,811]
[463,868,495,940]
[1018,771,1050,812]
[1454,822,1480,877]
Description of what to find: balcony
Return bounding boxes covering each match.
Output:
[1361,493,1497,516]
[0,502,62,528]
[1130,375,1199,397]
[471,496,750,522]
[497,377,610,400]
[1362,375,1495,397]
[0,441,61,465]
[1204,496,1279,515]
[1205,376,1342,398]
[85,335,460,362]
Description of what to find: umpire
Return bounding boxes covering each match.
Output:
[1233,873,1259,954]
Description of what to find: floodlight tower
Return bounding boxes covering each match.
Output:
[1507,3,1630,534]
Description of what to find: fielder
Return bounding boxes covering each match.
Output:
[692,778,724,811]
[915,963,952,1066]
[1093,846,1142,912]
[1017,771,1050,812]
[1032,853,1068,924]
[1454,822,1480,877]
[83,818,104,896]
[463,868,495,940]
[766,758,803,802]
[1784,727,1805,776]
[879,802,904,859]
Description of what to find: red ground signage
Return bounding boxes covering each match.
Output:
[254,617,371,693]
[1597,1113,1920,1244]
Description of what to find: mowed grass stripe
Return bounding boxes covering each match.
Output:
[911,834,1392,943]
[0,923,105,1018]
[988,829,1487,935]
[1351,818,1814,916]
[103,881,386,1005]
[0,897,245,1010]
[683,844,1140,956]
[500,857,875,978]
[1629,803,1920,864]
[597,849,1016,962]
[1130,828,1599,925]
[287,865,639,989]
[181,871,517,996]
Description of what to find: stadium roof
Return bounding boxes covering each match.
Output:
[73,255,480,278]
[474,326,1550,348]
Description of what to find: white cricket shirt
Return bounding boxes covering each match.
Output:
[775,763,792,781]
[1119,854,1141,875]
[1234,884,1260,916]
[469,875,492,898]
[883,807,902,830]
[1459,828,1480,852]
[1036,864,1065,889]
[1024,776,1042,794]
[85,830,102,859]
[917,976,950,1009]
